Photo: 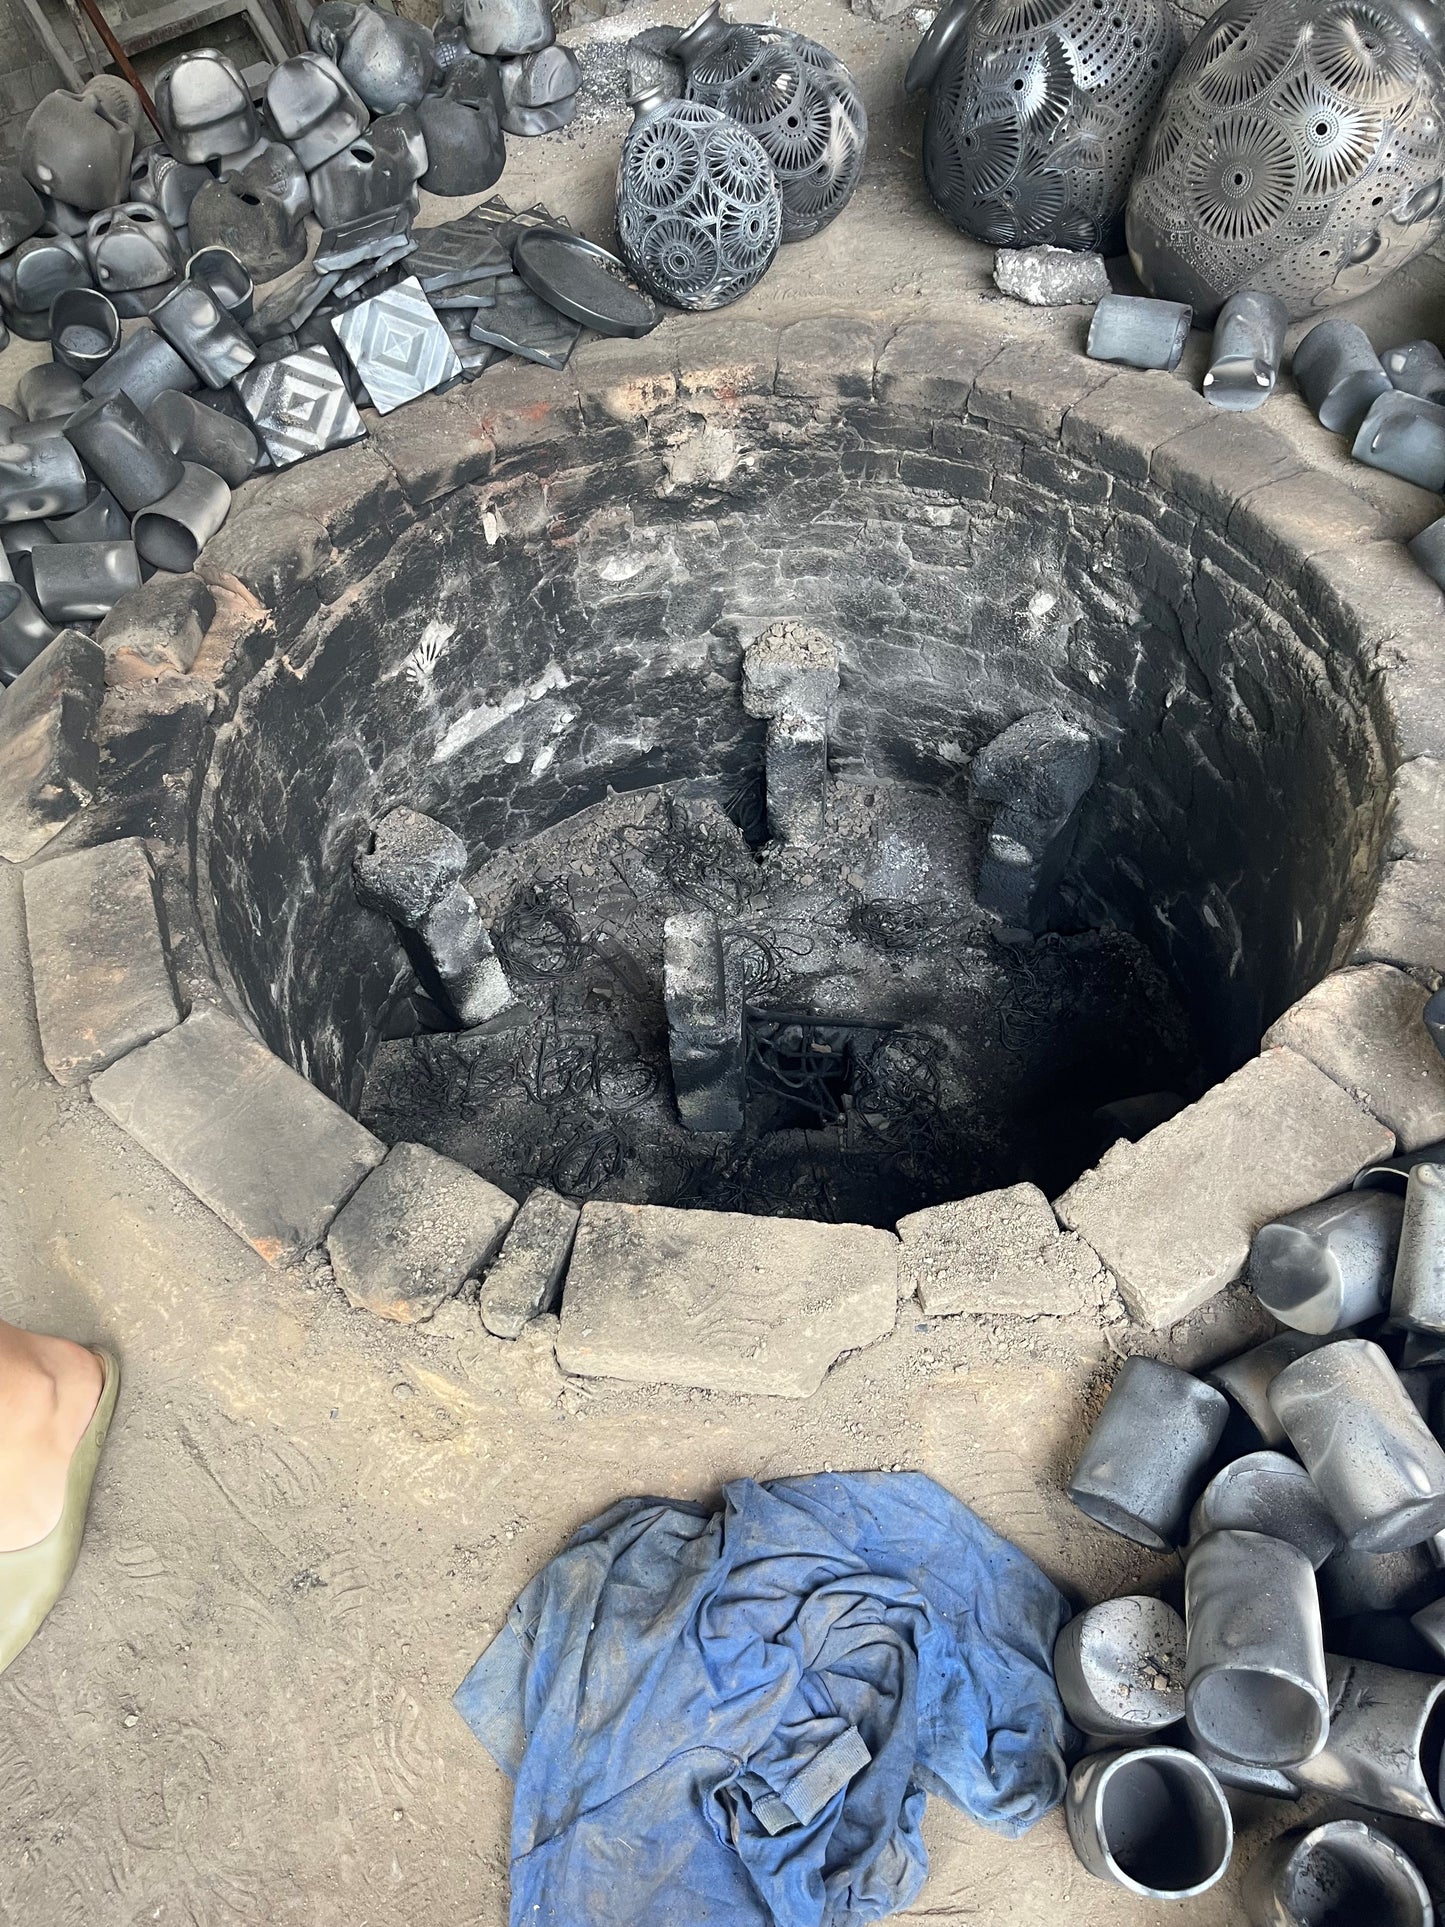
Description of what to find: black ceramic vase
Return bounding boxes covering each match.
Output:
[616,89,783,309]
[906,0,1186,253]
[1126,0,1445,320]
[672,1,867,241]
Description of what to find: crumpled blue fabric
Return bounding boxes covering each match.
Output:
[454,1471,1073,1927]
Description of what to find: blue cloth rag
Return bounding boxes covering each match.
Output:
[454,1471,1073,1927]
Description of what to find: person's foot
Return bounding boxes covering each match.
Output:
[0,1331,105,1553]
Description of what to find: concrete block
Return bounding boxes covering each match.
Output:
[898,1183,1107,1317]
[971,710,1098,933]
[24,836,183,1084]
[557,1201,898,1397]
[664,910,744,1133]
[479,1185,580,1338]
[92,1005,385,1266]
[353,805,468,925]
[0,628,104,862]
[1055,1047,1394,1328]
[1264,965,1445,1152]
[329,1140,516,1323]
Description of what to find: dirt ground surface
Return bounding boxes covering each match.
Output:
[7,2,1445,1922]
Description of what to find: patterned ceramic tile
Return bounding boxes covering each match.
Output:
[330,275,461,414]
[233,346,366,466]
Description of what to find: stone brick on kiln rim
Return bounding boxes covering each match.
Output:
[0,628,104,863]
[875,321,1008,418]
[1055,1047,1393,1329]
[898,1182,1106,1318]
[24,835,182,1084]
[775,315,884,403]
[1265,964,1445,1152]
[91,1005,384,1267]
[1150,413,1302,524]
[479,1185,580,1338]
[367,383,496,504]
[328,1140,516,1323]
[969,339,1114,440]
[675,314,779,402]
[557,1202,898,1398]
[1060,369,1210,484]
[1354,757,1445,976]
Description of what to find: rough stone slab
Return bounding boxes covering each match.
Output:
[742,619,838,720]
[1150,414,1302,523]
[875,320,1009,417]
[1060,369,1211,483]
[480,1186,580,1338]
[572,332,680,425]
[91,1005,384,1267]
[557,1202,898,1397]
[197,507,330,612]
[993,246,1109,308]
[468,355,582,459]
[775,315,884,401]
[1355,758,1445,975]
[227,442,404,559]
[1292,545,1445,747]
[367,385,496,504]
[1264,965,1445,1152]
[898,1183,1106,1317]
[328,1140,516,1323]
[1055,1047,1394,1328]
[24,836,182,1085]
[674,314,779,402]
[1226,470,1381,583]
[0,628,104,863]
[96,572,216,679]
[969,340,1114,440]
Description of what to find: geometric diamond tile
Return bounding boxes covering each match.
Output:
[330,276,461,415]
[233,346,367,467]
[407,204,514,293]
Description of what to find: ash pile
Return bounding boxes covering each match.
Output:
[1055,1084,1445,1919]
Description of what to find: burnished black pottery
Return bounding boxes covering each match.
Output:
[616,89,783,310]
[673,0,867,242]
[1127,0,1445,319]
[906,0,1186,252]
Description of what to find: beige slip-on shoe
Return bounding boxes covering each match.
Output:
[0,1348,120,1677]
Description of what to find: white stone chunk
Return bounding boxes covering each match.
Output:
[993,246,1110,308]
[557,1202,898,1397]
[1055,1048,1394,1329]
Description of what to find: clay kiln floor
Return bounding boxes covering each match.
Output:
[0,855,1347,1926]
[7,0,1445,1918]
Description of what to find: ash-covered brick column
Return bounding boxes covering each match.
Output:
[664,909,745,1134]
[970,711,1099,936]
[743,621,839,846]
[353,806,514,1028]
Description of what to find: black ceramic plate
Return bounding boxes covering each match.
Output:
[512,228,660,340]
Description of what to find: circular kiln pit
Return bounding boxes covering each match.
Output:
[9,310,1440,1352]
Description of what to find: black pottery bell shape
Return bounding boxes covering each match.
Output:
[906,0,1185,252]
[673,1,867,242]
[1127,0,1445,320]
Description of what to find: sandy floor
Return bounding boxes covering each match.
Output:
[6,2,1445,1921]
